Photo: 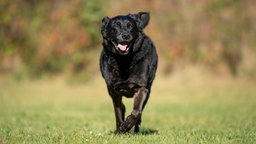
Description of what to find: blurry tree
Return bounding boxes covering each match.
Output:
[0,0,256,80]
[0,0,105,79]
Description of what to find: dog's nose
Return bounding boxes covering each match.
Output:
[122,34,130,40]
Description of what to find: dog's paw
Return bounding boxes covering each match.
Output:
[119,114,140,133]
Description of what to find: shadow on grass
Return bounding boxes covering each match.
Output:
[138,128,159,135]
[109,128,159,135]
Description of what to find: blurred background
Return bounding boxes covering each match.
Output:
[0,0,256,82]
[0,1,256,142]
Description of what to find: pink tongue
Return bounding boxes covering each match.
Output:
[117,44,128,51]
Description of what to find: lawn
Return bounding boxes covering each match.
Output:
[0,71,255,144]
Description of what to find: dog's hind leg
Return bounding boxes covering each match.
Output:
[134,118,141,133]
[120,87,148,133]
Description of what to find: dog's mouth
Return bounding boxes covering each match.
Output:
[117,43,128,52]
[112,41,130,55]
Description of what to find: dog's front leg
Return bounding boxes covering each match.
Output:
[111,96,125,133]
[120,87,148,133]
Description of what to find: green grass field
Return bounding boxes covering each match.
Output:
[0,71,255,144]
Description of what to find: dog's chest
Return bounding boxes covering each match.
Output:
[109,64,134,85]
[108,56,133,78]
[107,57,141,97]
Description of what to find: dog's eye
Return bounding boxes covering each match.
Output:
[113,22,121,29]
[127,23,133,29]
[116,22,121,27]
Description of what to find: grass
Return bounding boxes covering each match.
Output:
[0,69,256,143]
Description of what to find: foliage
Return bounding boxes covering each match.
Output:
[0,0,256,79]
[0,0,105,78]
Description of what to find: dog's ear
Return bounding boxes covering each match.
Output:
[129,12,150,30]
[102,16,110,26]
[101,16,110,38]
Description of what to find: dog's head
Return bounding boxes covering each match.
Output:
[101,12,150,55]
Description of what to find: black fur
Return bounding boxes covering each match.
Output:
[100,12,158,133]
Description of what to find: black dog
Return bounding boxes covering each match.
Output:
[100,12,158,133]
